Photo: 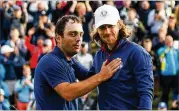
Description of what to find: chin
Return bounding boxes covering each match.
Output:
[106,40,115,44]
[73,50,79,54]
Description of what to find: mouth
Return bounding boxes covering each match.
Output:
[73,44,80,49]
[103,34,112,38]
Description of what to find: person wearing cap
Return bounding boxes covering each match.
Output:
[14,64,34,110]
[90,4,153,110]
[34,15,121,110]
[0,45,18,95]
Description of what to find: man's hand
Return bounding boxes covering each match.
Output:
[99,58,121,82]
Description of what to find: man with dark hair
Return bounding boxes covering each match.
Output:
[34,15,121,110]
[90,4,154,110]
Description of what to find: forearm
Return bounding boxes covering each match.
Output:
[85,1,92,12]
[55,73,103,101]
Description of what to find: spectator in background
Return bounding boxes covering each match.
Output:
[147,1,168,39]
[5,28,27,57]
[1,1,16,40]
[157,35,179,106]
[0,60,11,109]
[32,10,51,45]
[51,1,70,24]
[167,13,179,50]
[118,0,132,20]
[38,39,53,61]
[14,64,34,110]
[0,81,11,109]
[0,45,16,96]
[0,88,10,110]
[12,46,26,79]
[137,1,151,30]
[25,28,44,78]
[4,3,28,37]
[45,23,56,48]
[74,42,93,70]
[124,8,147,43]
[5,28,26,79]
[167,14,179,41]
[27,1,49,26]
[174,4,179,26]
[152,26,167,52]
[69,0,93,42]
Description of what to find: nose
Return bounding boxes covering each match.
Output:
[75,36,82,43]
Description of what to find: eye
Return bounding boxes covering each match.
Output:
[98,25,114,30]
[99,25,106,30]
[70,32,77,37]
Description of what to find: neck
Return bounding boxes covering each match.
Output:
[107,41,118,51]
[57,45,72,61]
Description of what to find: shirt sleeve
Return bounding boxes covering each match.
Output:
[130,47,154,110]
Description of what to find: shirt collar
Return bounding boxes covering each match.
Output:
[101,38,128,53]
[52,46,74,65]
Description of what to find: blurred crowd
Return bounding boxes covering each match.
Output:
[0,0,179,110]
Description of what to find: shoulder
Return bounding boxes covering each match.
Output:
[129,42,151,58]
[93,49,103,59]
[37,53,66,71]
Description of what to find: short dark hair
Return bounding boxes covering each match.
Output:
[55,15,81,36]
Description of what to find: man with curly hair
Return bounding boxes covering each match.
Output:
[90,4,154,110]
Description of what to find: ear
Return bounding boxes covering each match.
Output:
[55,34,62,44]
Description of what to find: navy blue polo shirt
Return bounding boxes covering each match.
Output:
[34,46,88,110]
